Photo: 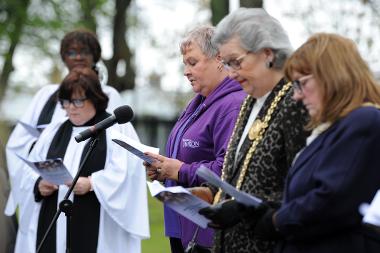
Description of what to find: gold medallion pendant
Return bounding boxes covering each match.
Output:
[248,119,265,140]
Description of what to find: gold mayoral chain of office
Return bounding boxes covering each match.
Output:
[213,81,292,204]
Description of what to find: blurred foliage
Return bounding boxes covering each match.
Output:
[0,0,132,103]
[282,0,380,70]
[0,0,268,104]
[0,0,30,101]
[210,0,263,25]
[0,121,11,170]
[211,0,229,25]
[240,0,263,8]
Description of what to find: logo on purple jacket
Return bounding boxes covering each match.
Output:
[182,138,200,149]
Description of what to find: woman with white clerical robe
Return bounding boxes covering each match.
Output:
[5,29,121,217]
[13,67,149,253]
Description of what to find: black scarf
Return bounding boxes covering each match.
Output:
[36,110,109,253]
[37,91,59,125]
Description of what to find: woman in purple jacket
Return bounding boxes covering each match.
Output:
[145,26,245,252]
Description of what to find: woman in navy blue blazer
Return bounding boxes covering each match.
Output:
[201,33,380,253]
[258,33,380,253]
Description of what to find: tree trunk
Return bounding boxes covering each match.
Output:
[0,0,30,101]
[240,0,263,8]
[78,0,98,32]
[210,0,264,26]
[211,0,229,25]
[104,0,135,92]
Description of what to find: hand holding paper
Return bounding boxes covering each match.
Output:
[144,152,184,181]
[38,179,59,196]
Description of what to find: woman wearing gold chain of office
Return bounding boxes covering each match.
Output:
[195,8,309,253]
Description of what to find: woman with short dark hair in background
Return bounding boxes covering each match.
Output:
[14,67,149,253]
[144,26,246,253]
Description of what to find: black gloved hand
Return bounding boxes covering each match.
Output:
[198,199,245,229]
[253,204,281,240]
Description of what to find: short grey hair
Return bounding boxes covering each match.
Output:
[180,25,219,58]
[213,8,293,69]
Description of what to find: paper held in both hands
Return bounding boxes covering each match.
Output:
[16,154,73,185]
[146,166,263,228]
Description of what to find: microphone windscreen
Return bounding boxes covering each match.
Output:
[114,105,134,124]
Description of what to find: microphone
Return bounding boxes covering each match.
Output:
[75,105,134,143]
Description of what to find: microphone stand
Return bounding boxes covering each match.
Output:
[37,136,99,253]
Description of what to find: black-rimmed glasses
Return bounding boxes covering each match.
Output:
[59,97,88,108]
[65,49,92,59]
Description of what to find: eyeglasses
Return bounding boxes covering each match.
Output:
[292,75,313,94]
[65,49,92,59]
[222,52,250,70]
[59,97,88,108]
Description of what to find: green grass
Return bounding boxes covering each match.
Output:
[142,195,170,253]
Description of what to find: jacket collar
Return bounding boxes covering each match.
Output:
[287,122,332,179]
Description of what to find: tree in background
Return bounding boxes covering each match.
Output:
[211,0,229,25]
[210,0,263,25]
[104,0,136,91]
[282,0,380,70]
[0,0,30,102]
[0,0,136,106]
[240,0,263,8]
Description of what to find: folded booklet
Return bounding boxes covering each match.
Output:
[16,154,73,185]
[18,120,47,138]
[196,165,263,207]
[111,132,159,164]
[147,180,211,228]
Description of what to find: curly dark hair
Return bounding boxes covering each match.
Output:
[60,29,101,63]
[58,67,109,112]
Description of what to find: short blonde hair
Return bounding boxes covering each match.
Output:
[180,25,218,58]
[285,33,380,128]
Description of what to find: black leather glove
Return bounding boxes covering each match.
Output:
[253,204,281,240]
[199,199,246,229]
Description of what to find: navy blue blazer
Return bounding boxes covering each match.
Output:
[275,106,380,253]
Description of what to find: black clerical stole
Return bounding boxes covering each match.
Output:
[36,111,109,253]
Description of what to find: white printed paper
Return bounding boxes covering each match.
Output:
[111,131,159,164]
[16,154,73,185]
[196,165,262,207]
[360,190,380,227]
[147,180,211,228]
